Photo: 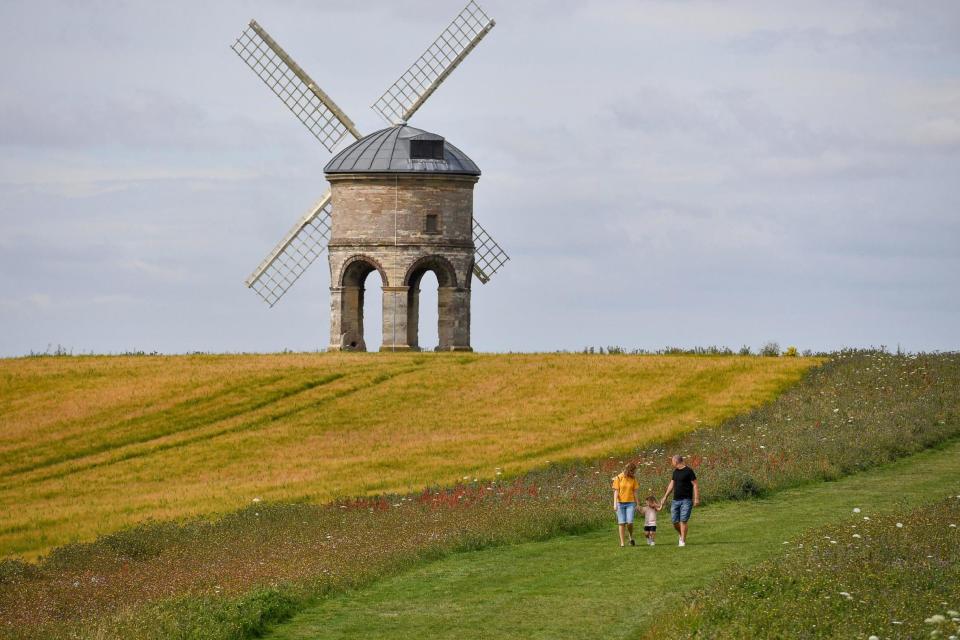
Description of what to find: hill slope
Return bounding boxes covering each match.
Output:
[268,440,960,640]
[0,353,815,557]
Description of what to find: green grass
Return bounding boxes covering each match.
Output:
[647,497,960,639]
[3,351,957,639]
[267,439,960,640]
[0,353,814,558]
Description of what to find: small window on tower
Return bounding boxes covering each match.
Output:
[410,139,444,160]
[425,214,440,234]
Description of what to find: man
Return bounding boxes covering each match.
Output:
[660,455,699,547]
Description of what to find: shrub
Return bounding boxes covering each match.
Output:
[783,346,798,357]
[759,341,780,357]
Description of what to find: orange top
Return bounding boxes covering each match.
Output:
[611,473,638,503]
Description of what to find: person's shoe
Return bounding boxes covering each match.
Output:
[678,539,686,547]
[629,538,636,546]
[649,540,655,546]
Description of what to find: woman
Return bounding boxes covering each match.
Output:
[612,462,640,547]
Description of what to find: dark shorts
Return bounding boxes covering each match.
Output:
[643,525,656,532]
[671,498,693,523]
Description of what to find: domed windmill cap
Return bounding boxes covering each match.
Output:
[324,125,480,176]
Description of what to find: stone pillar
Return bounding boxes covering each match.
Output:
[406,285,421,350]
[328,285,366,351]
[437,286,472,351]
[380,286,414,351]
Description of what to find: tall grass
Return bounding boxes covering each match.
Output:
[1,351,957,639]
[0,353,812,558]
[644,497,960,639]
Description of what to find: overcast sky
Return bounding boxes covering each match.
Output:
[1,0,958,356]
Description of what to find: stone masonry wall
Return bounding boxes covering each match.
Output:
[326,173,477,352]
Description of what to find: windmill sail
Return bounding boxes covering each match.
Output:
[245,193,332,307]
[472,219,509,284]
[232,20,360,152]
[371,1,495,125]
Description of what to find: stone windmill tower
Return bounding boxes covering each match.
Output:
[231,2,508,352]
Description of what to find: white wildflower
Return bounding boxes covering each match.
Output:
[852,533,862,539]
[252,497,262,503]
[852,507,861,513]
[926,614,946,624]
[896,522,904,528]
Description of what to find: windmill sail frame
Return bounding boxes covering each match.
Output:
[232,20,361,152]
[371,1,495,125]
[245,193,332,307]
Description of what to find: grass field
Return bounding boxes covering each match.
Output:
[266,440,960,640]
[0,353,815,558]
[650,496,960,639]
[3,351,957,639]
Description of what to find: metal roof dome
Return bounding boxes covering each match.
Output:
[324,125,480,176]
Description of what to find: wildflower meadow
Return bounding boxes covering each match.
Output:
[648,496,960,639]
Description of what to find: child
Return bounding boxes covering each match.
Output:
[641,495,662,546]
[612,462,639,547]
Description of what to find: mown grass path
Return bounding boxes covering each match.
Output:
[269,440,960,640]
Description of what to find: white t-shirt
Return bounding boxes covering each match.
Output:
[642,505,658,526]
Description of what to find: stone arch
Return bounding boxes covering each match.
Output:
[403,255,461,351]
[338,254,389,288]
[403,254,458,289]
[334,254,387,352]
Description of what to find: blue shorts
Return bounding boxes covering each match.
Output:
[616,502,636,525]
[671,498,693,523]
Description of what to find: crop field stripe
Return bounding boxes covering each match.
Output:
[3,365,425,490]
[495,362,808,466]
[267,439,960,640]
[0,373,347,479]
[0,354,815,558]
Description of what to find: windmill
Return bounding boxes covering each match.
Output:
[230,1,509,349]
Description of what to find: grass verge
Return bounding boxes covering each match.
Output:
[644,497,960,639]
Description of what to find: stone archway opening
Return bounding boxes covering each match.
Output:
[338,257,386,352]
[409,270,439,351]
[404,255,460,352]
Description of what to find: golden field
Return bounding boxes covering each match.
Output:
[0,352,818,558]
